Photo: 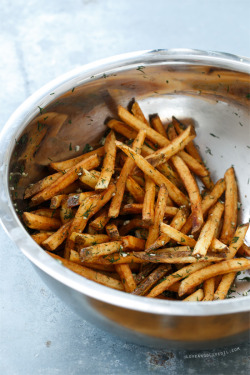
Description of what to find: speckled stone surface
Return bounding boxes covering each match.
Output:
[0,1,250,374]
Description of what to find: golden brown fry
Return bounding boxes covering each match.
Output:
[214,272,237,300]
[192,201,224,257]
[131,101,149,126]
[183,289,204,301]
[31,231,55,245]
[146,184,168,248]
[220,167,238,244]
[115,264,137,292]
[78,169,100,189]
[24,172,63,199]
[121,203,143,215]
[119,218,150,236]
[171,155,203,232]
[134,263,157,284]
[147,262,211,298]
[132,264,171,296]
[60,198,74,224]
[142,177,156,225]
[107,119,137,140]
[30,208,60,219]
[66,192,95,208]
[160,222,196,247]
[70,233,110,246]
[50,194,68,209]
[106,223,120,240]
[150,114,168,138]
[134,250,225,264]
[22,212,61,231]
[203,278,216,301]
[109,130,146,218]
[50,147,105,171]
[237,243,250,257]
[95,131,116,190]
[164,206,179,217]
[126,176,145,203]
[31,154,100,205]
[69,250,115,272]
[116,141,188,206]
[121,235,145,251]
[226,223,249,259]
[80,240,124,262]
[177,150,209,177]
[178,258,250,296]
[47,252,124,291]
[42,220,72,251]
[89,207,110,231]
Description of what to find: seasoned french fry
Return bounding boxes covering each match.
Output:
[106,223,120,240]
[79,169,100,189]
[160,223,196,247]
[203,278,216,301]
[107,119,137,140]
[119,218,149,236]
[146,184,168,248]
[147,262,211,298]
[69,250,115,272]
[70,232,110,246]
[121,203,144,215]
[80,240,124,262]
[214,272,237,300]
[226,223,249,259]
[115,264,137,292]
[60,198,74,224]
[122,235,145,251]
[192,201,224,257]
[31,231,55,245]
[30,208,60,219]
[49,146,105,171]
[132,264,171,296]
[109,129,146,218]
[150,114,168,138]
[126,176,145,203]
[177,150,209,178]
[31,154,100,205]
[171,155,203,232]
[89,207,110,231]
[220,167,238,244]
[66,192,95,208]
[183,289,204,301]
[24,172,63,199]
[142,177,155,225]
[116,141,188,206]
[50,194,68,209]
[131,101,149,126]
[237,243,250,257]
[178,258,250,296]
[47,252,124,291]
[22,212,61,231]
[95,131,116,190]
[42,220,72,251]
[134,250,225,264]
[134,263,157,284]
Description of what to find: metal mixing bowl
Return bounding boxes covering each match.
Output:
[0,49,249,350]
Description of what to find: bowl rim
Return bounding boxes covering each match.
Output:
[0,48,250,317]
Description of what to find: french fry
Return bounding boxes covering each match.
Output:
[146,184,168,248]
[134,250,225,264]
[70,232,110,246]
[50,194,68,209]
[47,252,124,291]
[80,240,124,262]
[49,146,105,171]
[150,114,168,138]
[122,235,145,251]
[192,202,224,257]
[132,264,171,296]
[119,218,150,236]
[226,223,249,259]
[69,250,115,272]
[22,212,61,231]
[106,223,120,240]
[31,231,55,245]
[95,131,116,190]
[89,207,110,231]
[220,167,238,244]
[126,176,145,203]
[178,258,250,296]
[24,172,63,199]
[109,130,146,218]
[142,177,155,225]
[107,119,138,140]
[183,289,204,301]
[131,101,149,126]
[30,208,60,219]
[42,220,72,251]
[121,203,144,215]
[171,155,203,232]
[214,272,237,300]
[203,278,216,301]
[60,198,74,224]
[160,223,196,247]
[66,192,95,208]
[31,154,100,205]
[116,141,188,206]
[237,243,250,257]
[79,169,100,189]
[177,150,210,178]
[134,263,157,284]
[115,264,137,292]
[147,262,211,298]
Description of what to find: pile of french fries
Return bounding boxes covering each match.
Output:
[22,100,250,301]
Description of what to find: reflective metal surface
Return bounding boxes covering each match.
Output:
[0,49,250,349]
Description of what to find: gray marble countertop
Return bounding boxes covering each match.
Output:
[0,1,250,374]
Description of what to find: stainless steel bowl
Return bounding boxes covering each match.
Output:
[0,49,250,350]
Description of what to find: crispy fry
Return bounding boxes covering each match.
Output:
[50,147,105,171]
[146,184,168,248]
[126,176,145,203]
[66,192,95,208]
[107,119,137,140]
[178,258,250,296]
[214,272,237,300]
[192,202,224,257]
[22,212,61,231]
[122,235,145,251]
[203,278,216,301]
[134,263,157,284]
[42,220,72,251]
[171,155,203,232]
[47,252,124,291]
[106,223,120,240]
[220,167,238,244]
[237,243,250,257]
[80,240,124,262]
[119,218,149,236]
[160,223,196,247]
[50,194,68,209]
[60,198,74,224]
[24,172,62,199]
[121,203,144,215]
[116,141,188,206]
[31,154,100,205]
[131,101,149,126]
[183,289,204,301]
[109,130,146,218]
[30,208,60,219]
[147,262,211,298]
[150,114,168,138]
[142,177,155,225]
[177,150,209,177]
[89,207,110,230]
[115,264,137,292]
[226,223,249,259]
[70,232,110,246]
[95,131,116,190]
[132,264,171,296]
[31,231,55,245]
[69,250,115,272]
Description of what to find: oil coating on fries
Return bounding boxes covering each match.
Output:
[20,100,250,301]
